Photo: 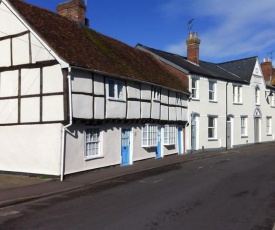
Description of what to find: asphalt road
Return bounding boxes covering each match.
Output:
[0,146,275,230]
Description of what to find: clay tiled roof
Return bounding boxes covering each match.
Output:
[8,0,189,93]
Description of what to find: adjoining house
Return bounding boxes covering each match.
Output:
[0,0,190,178]
[137,32,275,152]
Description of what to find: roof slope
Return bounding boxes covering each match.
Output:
[137,44,258,84]
[7,0,189,93]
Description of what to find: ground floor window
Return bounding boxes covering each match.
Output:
[164,125,176,145]
[142,124,158,147]
[85,128,101,159]
[208,116,217,139]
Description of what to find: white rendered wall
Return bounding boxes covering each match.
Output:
[64,123,180,174]
[0,124,62,175]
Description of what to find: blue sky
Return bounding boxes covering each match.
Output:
[24,0,275,65]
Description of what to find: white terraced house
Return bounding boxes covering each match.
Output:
[0,0,190,178]
[137,32,275,153]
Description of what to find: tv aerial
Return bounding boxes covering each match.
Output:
[188,18,194,33]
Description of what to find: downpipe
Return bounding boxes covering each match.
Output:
[60,67,73,181]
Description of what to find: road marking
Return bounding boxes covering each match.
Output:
[0,210,20,217]
[198,166,203,170]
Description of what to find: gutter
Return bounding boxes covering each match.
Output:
[60,67,73,181]
[225,81,229,149]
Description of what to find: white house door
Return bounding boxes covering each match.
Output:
[191,118,197,151]
[227,117,232,148]
[254,118,260,143]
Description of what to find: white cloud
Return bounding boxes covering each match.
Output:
[160,0,275,62]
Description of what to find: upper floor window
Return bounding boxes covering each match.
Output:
[152,87,160,101]
[241,116,247,136]
[233,85,242,103]
[176,93,183,106]
[255,86,260,105]
[208,116,217,139]
[142,124,158,147]
[163,125,176,145]
[108,79,124,100]
[85,128,101,159]
[209,81,216,101]
[191,78,199,99]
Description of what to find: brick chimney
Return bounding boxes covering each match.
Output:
[57,0,88,26]
[261,58,273,83]
[186,32,201,65]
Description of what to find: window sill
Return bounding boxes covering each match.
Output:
[208,138,218,141]
[267,134,272,136]
[142,145,157,148]
[241,135,248,138]
[108,98,126,102]
[153,99,160,102]
[192,98,200,101]
[233,102,243,105]
[163,143,176,146]
[85,155,104,161]
[271,106,275,108]
[209,100,217,103]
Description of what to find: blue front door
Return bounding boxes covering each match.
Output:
[178,127,182,154]
[121,128,131,166]
[156,127,162,159]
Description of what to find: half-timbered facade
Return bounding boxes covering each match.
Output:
[0,0,190,177]
[137,33,275,153]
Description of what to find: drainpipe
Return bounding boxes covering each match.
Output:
[60,67,73,181]
[225,82,229,149]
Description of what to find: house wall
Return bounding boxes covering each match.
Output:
[70,69,188,123]
[187,76,227,152]
[64,123,182,175]
[0,124,62,175]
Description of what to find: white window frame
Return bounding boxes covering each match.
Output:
[209,81,216,101]
[152,87,160,101]
[272,94,275,107]
[142,124,158,147]
[108,79,125,101]
[241,116,247,137]
[85,128,102,159]
[176,93,183,106]
[255,86,260,105]
[233,85,242,103]
[208,116,217,139]
[163,125,176,145]
[191,78,199,100]
[266,117,272,135]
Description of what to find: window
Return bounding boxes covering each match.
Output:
[241,117,247,136]
[209,81,216,101]
[142,124,158,147]
[152,87,160,101]
[108,79,124,100]
[255,86,260,105]
[176,93,183,105]
[208,116,217,139]
[272,94,275,107]
[191,78,199,99]
[85,128,101,159]
[164,125,176,145]
[233,85,242,103]
[267,117,272,135]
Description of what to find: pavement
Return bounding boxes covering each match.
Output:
[0,142,274,209]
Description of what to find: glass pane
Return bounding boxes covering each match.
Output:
[109,80,115,97]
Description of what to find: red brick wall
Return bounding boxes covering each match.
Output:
[57,0,86,24]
